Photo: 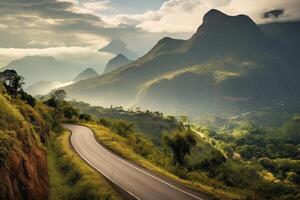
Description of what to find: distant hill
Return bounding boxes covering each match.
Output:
[64,9,300,116]
[104,54,132,74]
[25,80,74,96]
[73,68,99,82]
[2,56,85,86]
[99,39,138,59]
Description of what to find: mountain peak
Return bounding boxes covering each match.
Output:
[104,53,132,74]
[73,68,99,82]
[115,53,127,59]
[192,9,259,39]
[99,39,138,59]
[203,9,229,22]
[202,9,255,25]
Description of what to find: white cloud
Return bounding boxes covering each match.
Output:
[95,0,300,33]
[67,0,114,17]
[221,0,300,24]
[0,24,8,29]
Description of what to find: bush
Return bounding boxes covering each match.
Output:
[44,98,59,108]
[79,113,92,121]
[19,91,36,107]
[63,106,78,120]
[258,158,275,171]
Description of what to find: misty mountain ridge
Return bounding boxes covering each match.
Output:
[2,55,86,86]
[104,54,132,74]
[73,68,99,82]
[25,80,74,96]
[64,9,300,116]
[99,39,138,60]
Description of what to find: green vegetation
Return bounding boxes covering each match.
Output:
[82,108,300,200]
[162,128,196,165]
[0,82,52,199]
[71,101,180,144]
[193,115,300,199]
[0,75,121,200]
[86,121,242,200]
[47,131,122,200]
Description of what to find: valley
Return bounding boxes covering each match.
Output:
[0,3,300,200]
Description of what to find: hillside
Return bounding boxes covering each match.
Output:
[64,9,299,115]
[0,71,122,200]
[71,101,180,144]
[73,68,99,82]
[104,54,132,74]
[0,85,49,199]
[2,56,85,86]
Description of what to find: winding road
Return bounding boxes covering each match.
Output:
[63,124,210,200]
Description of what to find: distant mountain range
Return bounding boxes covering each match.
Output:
[62,10,300,115]
[99,39,138,59]
[25,80,74,96]
[24,68,98,96]
[104,54,132,74]
[1,56,86,86]
[73,68,99,82]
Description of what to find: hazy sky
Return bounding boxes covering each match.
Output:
[0,0,299,68]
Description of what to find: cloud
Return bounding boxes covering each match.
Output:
[104,0,300,33]
[221,0,300,24]
[0,0,300,67]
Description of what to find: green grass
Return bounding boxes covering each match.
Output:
[85,123,244,200]
[47,131,123,200]
[48,141,71,200]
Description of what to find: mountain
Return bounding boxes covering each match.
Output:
[64,9,300,116]
[99,39,138,59]
[260,21,300,59]
[1,56,85,86]
[73,68,99,82]
[25,80,74,96]
[104,54,132,74]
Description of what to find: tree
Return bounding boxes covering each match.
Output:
[63,106,78,119]
[79,114,92,121]
[52,89,67,101]
[0,69,25,97]
[44,97,59,108]
[163,129,197,165]
[19,91,36,107]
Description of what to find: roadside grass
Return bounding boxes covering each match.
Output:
[47,131,123,200]
[85,123,245,200]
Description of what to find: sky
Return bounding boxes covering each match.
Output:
[0,0,300,69]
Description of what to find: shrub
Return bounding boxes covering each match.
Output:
[163,129,196,166]
[19,91,36,107]
[63,106,78,120]
[79,113,92,121]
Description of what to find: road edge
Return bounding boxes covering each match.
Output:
[64,127,139,200]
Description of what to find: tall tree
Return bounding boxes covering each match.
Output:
[163,129,197,165]
[0,69,25,97]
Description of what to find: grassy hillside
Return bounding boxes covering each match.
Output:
[70,101,180,144]
[0,85,49,199]
[0,82,122,200]
[82,114,300,200]
[85,122,241,200]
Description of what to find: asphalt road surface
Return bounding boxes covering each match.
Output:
[63,124,210,200]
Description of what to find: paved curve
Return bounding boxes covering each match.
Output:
[63,124,210,200]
